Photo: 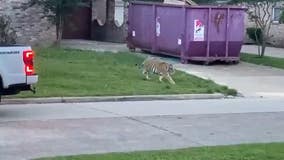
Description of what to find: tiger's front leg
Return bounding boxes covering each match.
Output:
[166,75,176,84]
[159,76,164,82]
[146,73,150,80]
[143,70,150,80]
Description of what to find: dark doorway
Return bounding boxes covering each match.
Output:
[63,2,92,39]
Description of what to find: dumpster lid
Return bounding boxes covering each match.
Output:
[164,0,198,6]
[131,1,246,10]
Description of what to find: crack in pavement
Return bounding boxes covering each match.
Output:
[88,107,183,136]
[125,116,183,137]
[87,106,203,146]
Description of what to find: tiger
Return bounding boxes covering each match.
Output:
[138,57,176,84]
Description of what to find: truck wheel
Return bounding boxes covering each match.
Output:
[0,86,2,102]
[0,77,2,102]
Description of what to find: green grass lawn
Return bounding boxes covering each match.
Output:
[35,143,284,160]
[17,48,236,98]
[241,53,284,69]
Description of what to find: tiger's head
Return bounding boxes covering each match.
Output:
[168,64,175,75]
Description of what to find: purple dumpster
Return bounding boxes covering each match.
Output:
[127,2,245,64]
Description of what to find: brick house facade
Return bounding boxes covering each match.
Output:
[0,0,56,46]
[0,0,126,45]
[241,2,284,47]
[1,0,283,47]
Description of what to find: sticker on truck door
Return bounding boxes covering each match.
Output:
[194,19,205,41]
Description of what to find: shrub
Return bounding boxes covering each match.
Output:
[280,10,284,24]
[246,27,263,44]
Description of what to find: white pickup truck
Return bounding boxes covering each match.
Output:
[0,45,38,100]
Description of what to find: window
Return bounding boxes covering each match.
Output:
[272,7,283,23]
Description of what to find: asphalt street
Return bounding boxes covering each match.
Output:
[1,98,284,160]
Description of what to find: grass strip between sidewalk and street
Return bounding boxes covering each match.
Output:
[16,48,236,98]
[35,143,284,160]
[241,53,284,69]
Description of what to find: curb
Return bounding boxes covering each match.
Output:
[1,94,225,105]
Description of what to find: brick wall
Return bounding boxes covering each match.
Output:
[244,14,284,48]
[244,2,284,48]
[269,24,284,47]
[0,0,56,46]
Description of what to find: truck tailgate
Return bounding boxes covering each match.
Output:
[0,46,33,88]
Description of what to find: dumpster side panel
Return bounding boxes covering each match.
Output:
[228,9,244,57]
[186,8,209,58]
[208,9,227,58]
[156,6,183,56]
[130,4,154,49]
[127,2,245,63]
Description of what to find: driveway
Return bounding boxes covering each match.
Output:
[174,61,284,98]
[61,40,128,53]
[241,45,284,58]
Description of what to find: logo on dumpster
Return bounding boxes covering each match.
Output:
[194,19,205,41]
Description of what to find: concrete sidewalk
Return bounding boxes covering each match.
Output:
[173,61,284,98]
[61,40,284,59]
[2,98,284,122]
[61,39,128,53]
[241,45,284,58]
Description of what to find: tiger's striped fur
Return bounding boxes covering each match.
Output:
[140,57,176,84]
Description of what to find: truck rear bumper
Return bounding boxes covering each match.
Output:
[2,84,33,95]
[27,75,38,85]
[0,75,38,96]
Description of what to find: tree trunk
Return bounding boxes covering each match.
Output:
[56,22,59,41]
[55,15,63,47]
[260,29,266,57]
[261,42,266,57]
[254,28,261,56]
